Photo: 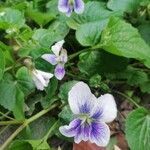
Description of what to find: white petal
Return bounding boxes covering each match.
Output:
[51,40,65,56]
[37,70,53,80]
[74,0,85,14]
[32,75,45,90]
[32,70,46,90]
[58,0,70,13]
[60,49,68,63]
[32,69,53,90]
[32,70,46,86]
[41,54,57,65]
[68,82,95,114]
[96,94,117,123]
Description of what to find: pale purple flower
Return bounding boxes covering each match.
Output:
[59,82,117,146]
[31,69,53,91]
[58,0,85,17]
[42,40,67,80]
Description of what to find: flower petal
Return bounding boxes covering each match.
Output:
[51,40,65,56]
[66,5,73,17]
[93,94,117,123]
[32,75,45,91]
[54,64,65,80]
[58,0,70,13]
[82,123,91,141]
[37,70,53,80]
[68,82,95,114]
[59,118,82,137]
[90,122,110,147]
[74,125,84,144]
[73,122,91,143]
[74,0,84,14]
[32,69,47,90]
[41,54,57,65]
[60,49,68,63]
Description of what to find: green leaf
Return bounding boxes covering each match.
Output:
[42,78,58,108]
[19,116,56,140]
[13,87,25,120]
[48,15,69,40]
[9,140,32,150]
[127,70,148,86]
[0,41,14,66]
[32,29,64,48]
[78,50,128,76]
[68,2,121,46]
[0,79,17,110]
[0,49,5,80]
[0,76,25,119]
[26,9,55,26]
[19,44,48,59]
[67,1,121,30]
[100,17,150,68]
[46,0,60,15]
[9,140,50,150]
[138,23,150,46]
[16,67,35,95]
[0,8,25,29]
[25,94,43,116]
[140,81,150,93]
[27,140,50,150]
[58,81,79,101]
[107,0,142,12]
[59,106,74,123]
[106,66,149,87]
[76,20,108,46]
[89,74,102,88]
[125,107,150,150]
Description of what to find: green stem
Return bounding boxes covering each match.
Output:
[68,47,97,61]
[0,103,58,150]
[113,91,140,108]
[0,120,23,126]
[4,63,21,73]
[43,120,59,142]
[0,124,26,150]
[0,111,15,121]
[26,103,57,124]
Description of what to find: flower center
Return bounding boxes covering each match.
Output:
[79,114,93,124]
[69,0,74,6]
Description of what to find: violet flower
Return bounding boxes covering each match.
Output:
[59,82,117,146]
[31,69,53,91]
[58,0,85,16]
[42,40,67,80]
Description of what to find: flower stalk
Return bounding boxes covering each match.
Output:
[0,103,58,150]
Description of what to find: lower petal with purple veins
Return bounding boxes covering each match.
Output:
[58,0,70,13]
[59,119,82,137]
[74,122,92,143]
[89,122,110,147]
[74,0,84,14]
[54,64,65,80]
[74,124,83,143]
[83,123,91,141]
